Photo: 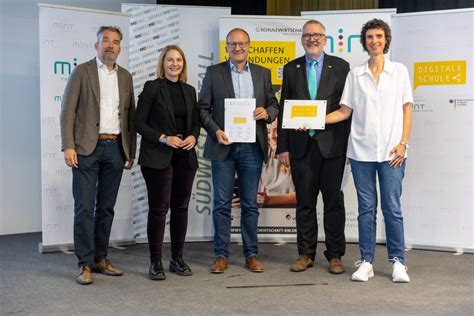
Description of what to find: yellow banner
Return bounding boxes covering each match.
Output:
[414,60,466,90]
[219,41,296,85]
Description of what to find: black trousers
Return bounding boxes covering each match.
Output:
[72,139,125,268]
[141,150,196,262]
[290,139,346,261]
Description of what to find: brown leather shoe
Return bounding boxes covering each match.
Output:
[328,258,345,274]
[210,257,228,274]
[290,255,314,272]
[93,259,123,276]
[245,256,264,273]
[76,266,93,285]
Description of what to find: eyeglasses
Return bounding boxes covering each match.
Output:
[301,33,325,40]
[226,41,249,48]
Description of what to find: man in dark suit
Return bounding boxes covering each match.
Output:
[60,26,136,285]
[198,28,279,273]
[276,20,350,274]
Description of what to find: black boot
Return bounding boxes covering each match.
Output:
[149,260,166,280]
[169,257,193,276]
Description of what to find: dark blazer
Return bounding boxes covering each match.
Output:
[198,61,279,163]
[135,78,200,170]
[276,54,350,159]
[60,58,136,161]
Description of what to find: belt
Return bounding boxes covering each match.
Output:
[98,134,118,140]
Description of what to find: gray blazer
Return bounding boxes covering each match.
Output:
[198,61,279,162]
[60,58,136,161]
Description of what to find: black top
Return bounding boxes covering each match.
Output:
[135,78,200,170]
[166,79,186,136]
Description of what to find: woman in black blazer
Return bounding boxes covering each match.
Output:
[135,45,200,280]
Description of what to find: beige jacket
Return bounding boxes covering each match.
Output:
[60,58,136,161]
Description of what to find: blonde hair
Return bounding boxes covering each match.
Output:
[156,45,187,82]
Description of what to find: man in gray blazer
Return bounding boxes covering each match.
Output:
[60,26,136,285]
[198,28,279,274]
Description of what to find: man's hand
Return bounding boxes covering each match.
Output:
[182,135,196,150]
[64,148,78,168]
[215,130,232,145]
[124,158,134,170]
[253,107,268,121]
[276,152,291,167]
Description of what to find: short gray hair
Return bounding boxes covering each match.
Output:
[97,26,123,41]
[302,20,326,33]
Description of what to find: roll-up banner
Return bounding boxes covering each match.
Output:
[220,10,395,242]
[122,4,231,242]
[391,9,473,252]
[39,3,132,252]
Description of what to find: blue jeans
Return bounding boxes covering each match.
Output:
[350,159,406,263]
[211,143,263,259]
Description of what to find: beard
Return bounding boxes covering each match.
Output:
[102,51,116,64]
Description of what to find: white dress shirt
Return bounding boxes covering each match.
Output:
[96,57,120,135]
[340,57,413,162]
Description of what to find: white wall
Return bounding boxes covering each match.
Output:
[0,0,155,236]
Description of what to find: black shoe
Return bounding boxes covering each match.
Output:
[149,260,166,280]
[169,257,193,276]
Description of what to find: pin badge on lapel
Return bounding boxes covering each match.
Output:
[296,64,301,68]
[328,65,333,68]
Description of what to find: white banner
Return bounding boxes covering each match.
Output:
[392,9,474,252]
[301,9,396,67]
[122,4,231,242]
[220,11,394,242]
[39,4,132,251]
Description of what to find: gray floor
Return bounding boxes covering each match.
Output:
[1,233,473,315]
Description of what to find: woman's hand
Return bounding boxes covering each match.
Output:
[182,135,196,150]
[389,144,406,167]
[165,136,184,149]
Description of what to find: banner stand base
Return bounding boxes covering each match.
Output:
[38,239,136,253]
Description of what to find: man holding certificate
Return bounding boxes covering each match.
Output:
[276,20,350,274]
[198,28,279,274]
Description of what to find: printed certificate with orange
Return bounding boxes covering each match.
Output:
[224,98,256,143]
[281,100,327,130]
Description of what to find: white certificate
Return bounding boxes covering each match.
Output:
[224,98,256,143]
[281,99,327,130]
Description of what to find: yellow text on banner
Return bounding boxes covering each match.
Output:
[219,41,296,85]
[414,60,466,90]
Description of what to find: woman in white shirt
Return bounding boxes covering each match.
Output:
[326,19,413,283]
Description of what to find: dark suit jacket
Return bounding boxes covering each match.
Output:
[276,54,350,159]
[198,61,279,163]
[135,78,200,170]
[60,58,136,161]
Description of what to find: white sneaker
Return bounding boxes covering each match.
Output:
[392,258,410,283]
[351,261,374,282]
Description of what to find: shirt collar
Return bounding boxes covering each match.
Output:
[229,60,250,73]
[96,56,118,73]
[358,56,394,76]
[305,52,325,66]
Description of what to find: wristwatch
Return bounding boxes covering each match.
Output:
[160,136,167,144]
[400,142,409,149]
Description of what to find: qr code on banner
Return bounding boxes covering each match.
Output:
[277,66,283,80]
